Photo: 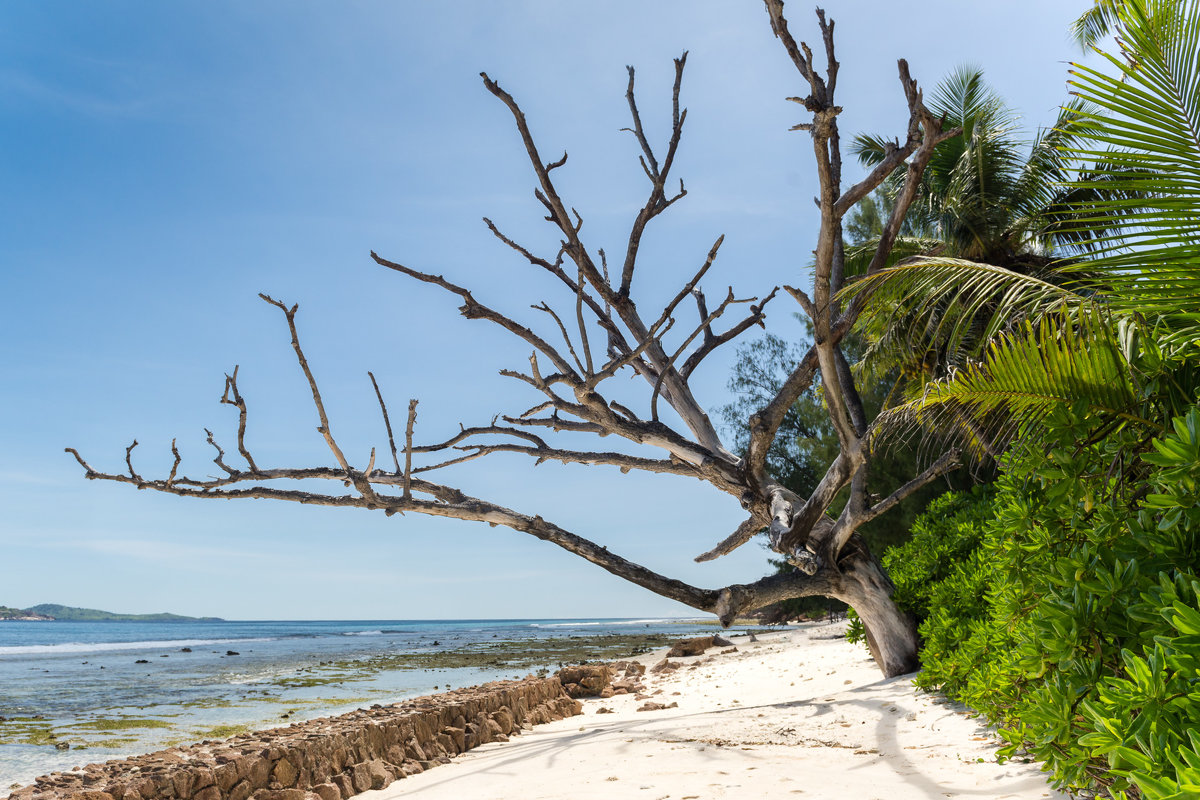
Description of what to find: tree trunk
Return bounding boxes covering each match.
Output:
[831,540,919,677]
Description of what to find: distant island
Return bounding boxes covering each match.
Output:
[0,604,224,622]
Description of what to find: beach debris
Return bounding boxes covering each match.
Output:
[636,701,678,712]
[596,707,614,714]
[134,659,149,664]
[180,647,192,652]
[226,651,240,656]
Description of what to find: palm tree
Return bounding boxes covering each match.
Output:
[840,69,1120,452]
[843,0,1200,463]
[853,67,1058,266]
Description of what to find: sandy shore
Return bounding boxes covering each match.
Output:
[363,622,1068,800]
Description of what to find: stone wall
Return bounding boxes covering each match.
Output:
[7,677,581,800]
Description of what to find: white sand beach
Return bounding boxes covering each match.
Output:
[365,622,1068,800]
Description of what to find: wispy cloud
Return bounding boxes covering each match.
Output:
[68,537,256,563]
[0,471,71,487]
[0,69,154,118]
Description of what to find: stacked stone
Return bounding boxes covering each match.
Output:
[7,678,581,800]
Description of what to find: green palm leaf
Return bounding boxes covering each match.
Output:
[1058,0,1200,338]
[1071,0,1130,48]
[871,312,1153,463]
[841,257,1085,386]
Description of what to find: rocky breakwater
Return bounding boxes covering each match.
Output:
[7,677,580,800]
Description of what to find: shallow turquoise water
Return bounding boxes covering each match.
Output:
[0,617,714,788]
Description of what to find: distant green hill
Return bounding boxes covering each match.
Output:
[15,604,224,622]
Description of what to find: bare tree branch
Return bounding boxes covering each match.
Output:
[694,515,767,563]
[369,254,580,379]
[219,365,259,473]
[404,399,417,502]
[681,287,779,380]
[72,9,957,678]
[368,371,401,473]
[618,53,688,298]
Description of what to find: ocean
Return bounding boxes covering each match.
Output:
[0,617,727,789]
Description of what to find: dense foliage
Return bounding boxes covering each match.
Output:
[890,408,1200,798]
[841,1,1200,796]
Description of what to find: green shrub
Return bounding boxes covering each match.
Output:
[892,407,1200,799]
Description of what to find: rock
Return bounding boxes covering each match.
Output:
[226,651,240,656]
[721,647,738,654]
[712,634,734,647]
[493,706,515,734]
[595,707,614,714]
[54,742,69,751]
[311,783,340,800]
[251,790,304,800]
[246,757,271,787]
[611,678,642,695]
[348,763,372,794]
[649,658,680,673]
[272,759,298,789]
[636,702,678,712]
[442,726,466,752]
[329,774,353,799]
[666,636,715,657]
[555,665,612,698]
[364,760,392,790]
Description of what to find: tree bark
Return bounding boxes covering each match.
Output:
[831,541,919,677]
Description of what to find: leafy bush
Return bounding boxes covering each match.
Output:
[892,407,1200,799]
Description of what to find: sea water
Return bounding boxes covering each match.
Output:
[0,618,716,788]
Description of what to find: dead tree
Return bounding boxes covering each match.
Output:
[68,2,960,677]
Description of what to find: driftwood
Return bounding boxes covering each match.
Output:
[69,1,960,677]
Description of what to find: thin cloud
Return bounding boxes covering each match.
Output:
[0,69,154,118]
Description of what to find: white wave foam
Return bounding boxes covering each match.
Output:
[530,618,690,628]
[0,637,275,656]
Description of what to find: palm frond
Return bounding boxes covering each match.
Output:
[1059,0,1200,339]
[842,235,943,278]
[851,133,900,168]
[870,312,1153,464]
[1071,0,1132,49]
[842,257,1086,374]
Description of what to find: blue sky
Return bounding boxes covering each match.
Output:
[1,1,1097,620]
